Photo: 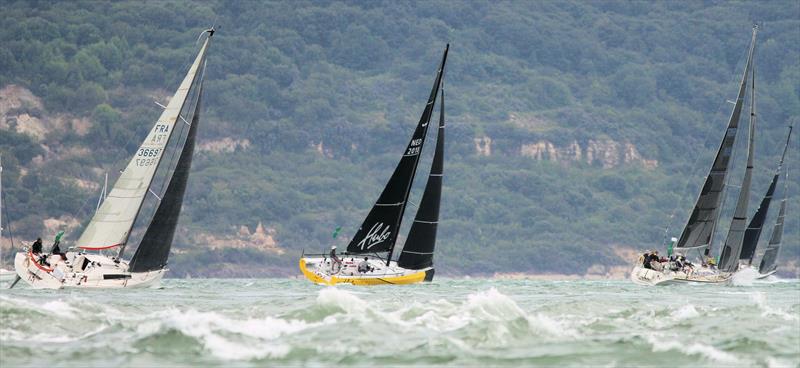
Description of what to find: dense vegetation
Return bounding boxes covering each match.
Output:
[1,0,798,276]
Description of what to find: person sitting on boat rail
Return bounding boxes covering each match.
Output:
[648,251,664,271]
[679,255,694,273]
[641,251,651,269]
[358,258,373,273]
[50,230,66,260]
[32,237,43,254]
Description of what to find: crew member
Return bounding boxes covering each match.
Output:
[358,257,372,273]
[329,245,341,272]
[32,237,43,254]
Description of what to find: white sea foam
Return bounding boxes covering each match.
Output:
[464,288,526,321]
[731,267,760,286]
[316,287,368,313]
[647,335,740,364]
[670,304,700,320]
[750,292,798,321]
[137,308,318,360]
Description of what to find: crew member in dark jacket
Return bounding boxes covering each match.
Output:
[32,238,43,254]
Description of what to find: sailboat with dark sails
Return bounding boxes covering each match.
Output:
[747,127,792,278]
[631,26,759,286]
[12,29,214,289]
[299,45,448,285]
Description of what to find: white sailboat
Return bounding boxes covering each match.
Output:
[12,29,214,289]
[631,26,759,286]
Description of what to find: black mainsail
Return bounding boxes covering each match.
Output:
[346,45,449,261]
[398,87,445,271]
[758,127,792,275]
[718,57,756,273]
[675,28,756,253]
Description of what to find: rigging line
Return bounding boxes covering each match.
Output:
[659,34,754,247]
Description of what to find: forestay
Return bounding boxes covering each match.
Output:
[76,38,211,250]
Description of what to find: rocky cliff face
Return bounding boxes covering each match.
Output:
[521,138,658,169]
[196,222,285,254]
[474,134,657,169]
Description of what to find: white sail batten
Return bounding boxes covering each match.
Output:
[76,39,210,250]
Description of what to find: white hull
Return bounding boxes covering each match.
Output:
[14,251,164,290]
[630,265,732,286]
[757,269,777,279]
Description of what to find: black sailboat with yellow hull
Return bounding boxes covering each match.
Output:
[299,45,448,286]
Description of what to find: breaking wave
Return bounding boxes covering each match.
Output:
[2,279,798,366]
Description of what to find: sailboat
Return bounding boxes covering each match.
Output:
[12,28,214,289]
[631,27,759,286]
[749,127,792,278]
[299,45,448,286]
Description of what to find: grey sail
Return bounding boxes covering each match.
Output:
[758,199,786,274]
[758,127,792,275]
[129,83,203,273]
[398,86,445,271]
[675,28,756,251]
[346,45,448,258]
[739,129,791,264]
[718,38,757,273]
[740,173,778,264]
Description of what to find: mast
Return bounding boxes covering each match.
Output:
[345,45,448,263]
[674,26,757,254]
[76,30,212,252]
[758,126,792,274]
[718,38,757,273]
[398,82,445,270]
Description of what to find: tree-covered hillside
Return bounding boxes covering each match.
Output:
[1,0,798,277]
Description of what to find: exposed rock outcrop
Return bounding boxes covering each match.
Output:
[517,138,657,169]
[197,137,251,153]
[198,222,285,254]
[474,136,492,156]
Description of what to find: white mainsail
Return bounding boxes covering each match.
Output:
[76,39,210,250]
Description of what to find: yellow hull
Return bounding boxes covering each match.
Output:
[298,259,430,286]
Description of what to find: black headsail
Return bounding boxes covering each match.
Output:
[758,126,792,275]
[719,33,757,273]
[675,27,756,253]
[398,86,445,271]
[346,45,449,260]
[129,85,203,273]
[128,32,211,272]
[739,129,791,264]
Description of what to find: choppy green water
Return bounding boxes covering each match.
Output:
[1,278,798,367]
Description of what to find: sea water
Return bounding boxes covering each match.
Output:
[0,278,798,367]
